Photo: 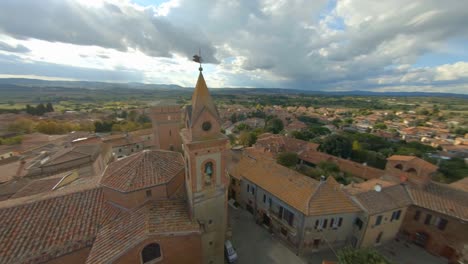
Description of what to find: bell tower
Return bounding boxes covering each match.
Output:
[181,62,228,264]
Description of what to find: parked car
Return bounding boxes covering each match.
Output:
[224,240,238,263]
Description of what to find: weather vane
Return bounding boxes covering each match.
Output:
[192,48,203,72]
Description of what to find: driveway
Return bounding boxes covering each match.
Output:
[229,207,306,264]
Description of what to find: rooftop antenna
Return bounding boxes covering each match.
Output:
[192,48,203,72]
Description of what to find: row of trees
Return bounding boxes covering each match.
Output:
[25,103,54,116]
[8,118,95,135]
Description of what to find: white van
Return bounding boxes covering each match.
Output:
[224,240,238,263]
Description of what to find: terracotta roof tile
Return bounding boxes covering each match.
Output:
[387,155,417,161]
[101,150,184,192]
[0,188,109,264]
[86,199,199,264]
[308,177,361,216]
[353,184,412,215]
[231,153,318,214]
[10,177,61,199]
[407,182,468,221]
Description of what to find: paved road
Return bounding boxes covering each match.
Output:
[229,207,306,264]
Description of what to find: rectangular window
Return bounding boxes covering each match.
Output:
[395,210,401,220]
[391,210,401,221]
[251,187,255,195]
[146,190,152,197]
[279,206,283,219]
[338,217,343,227]
[263,194,266,203]
[247,184,250,193]
[424,214,432,225]
[282,208,295,226]
[315,219,320,230]
[375,215,383,226]
[414,210,421,221]
[330,218,335,228]
[355,218,363,230]
[437,218,448,231]
[323,219,328,229]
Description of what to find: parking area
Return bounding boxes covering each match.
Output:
[229,207,306,264]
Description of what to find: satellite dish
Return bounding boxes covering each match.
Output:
[374,184,382,192]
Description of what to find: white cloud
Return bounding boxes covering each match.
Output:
[0,0,467,93]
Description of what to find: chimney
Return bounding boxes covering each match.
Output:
[320,175,326,182]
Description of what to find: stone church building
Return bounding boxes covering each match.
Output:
[0,68,229,264]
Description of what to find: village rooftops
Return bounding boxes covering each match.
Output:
[231,153,318,214]
[86,199,200,264]
[101,150,184,193]
[0,188,121,264]
[308,176,361,216]
[352,184,412,215]
[231,152,360,216]
[407,182,468,221]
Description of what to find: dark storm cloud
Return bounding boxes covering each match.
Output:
[0,54,143,82]
[0,0,217,63]
[0,0,467,92]
[0,41,30,53]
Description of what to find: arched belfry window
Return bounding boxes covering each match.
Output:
[141,243,162,263]
[204,161,214,186]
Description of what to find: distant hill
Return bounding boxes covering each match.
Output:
[0,78,466,98]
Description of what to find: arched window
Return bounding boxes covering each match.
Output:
[406,168,417,174]
[141,243,161,263]
[204,161,214,186]
[395,164,403,170]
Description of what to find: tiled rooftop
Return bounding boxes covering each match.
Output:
[308,177,361,216]
[101,150,184,192]
[86,199,199,264]
[0,188,114,264]
[353,184,412,215]
[231,153,318,214]
[407,182,468,221]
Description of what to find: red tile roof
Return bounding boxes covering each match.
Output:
[101,150,184,192]
[353,184,412,215]
[0,188,114,264]
[86,199,200,264]
[308,177,361,216]
[407,182,468,221]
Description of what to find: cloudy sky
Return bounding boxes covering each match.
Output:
[0,0,467,93]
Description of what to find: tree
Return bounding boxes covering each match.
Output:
[8,118,35,133]
[276,152,298,167]
[235,123,251,132]
[337,247,391,264]
[318,134,352,158]
[46,102,54,112]
[128,110,138,122]
[238,131,257,147]
[230,113,238,123]
[318,161,340,173]
[374,123,387,130]
[36,103,47,116]
[266,118,284,134]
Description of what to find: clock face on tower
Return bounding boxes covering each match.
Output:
[202,121,212,131]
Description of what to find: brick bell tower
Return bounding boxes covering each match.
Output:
[150,104,182,152]
[181,61,229,264]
